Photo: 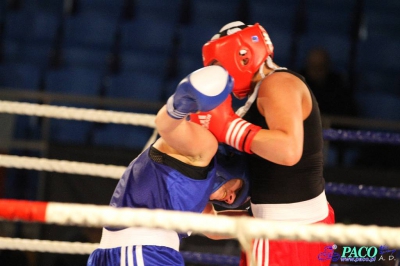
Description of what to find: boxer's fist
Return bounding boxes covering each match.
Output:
[166,65,233,119]
[190,95,261,154]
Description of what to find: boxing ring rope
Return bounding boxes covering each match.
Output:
[2,99,400,168]
[0,237,240,265]
[1,199,400,247]
[0,100,156,127]
[0,154,399,200]
[323,128,400,144]
[1,100,400,263]
[0,236,97,254]
[0,154,124,179]
[0,235,240,265]
[1,99,400,146]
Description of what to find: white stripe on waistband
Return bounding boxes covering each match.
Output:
[99,227,180,251]
[251,190,329,224]
[127,245,134,266]
[136,246,144,266]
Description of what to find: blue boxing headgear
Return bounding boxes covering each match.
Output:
[211,144,250,209]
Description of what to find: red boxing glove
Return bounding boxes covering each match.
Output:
[190,95,261,154]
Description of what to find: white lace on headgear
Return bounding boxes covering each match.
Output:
[258,56,276,79]
[266,56,275,69]
[211,21,252,40]
[258,62,265,79]
[220,21,246,32]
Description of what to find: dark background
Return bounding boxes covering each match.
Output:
[0,0,399,265]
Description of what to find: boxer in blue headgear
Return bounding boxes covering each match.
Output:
[87,66,248,266]
[211,144,250,209]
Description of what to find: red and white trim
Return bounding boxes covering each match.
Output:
[225,117,261,153]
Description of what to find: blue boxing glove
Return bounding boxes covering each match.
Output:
[166,65,233,119]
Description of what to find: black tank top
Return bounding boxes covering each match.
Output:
[242,69,325,204]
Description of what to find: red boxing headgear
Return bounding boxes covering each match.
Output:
[202,21,274,99]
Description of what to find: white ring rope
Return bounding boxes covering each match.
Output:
[0,154,125,179]
[0,100,156,128]
[2,207,400,255]
[0,237,97,254]
[14,202,400,249]
[0,100,160,175]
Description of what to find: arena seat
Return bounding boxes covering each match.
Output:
[0,62,42,90]
[105,70,163,103]
[62,11,118,52]
[189,0,243,26]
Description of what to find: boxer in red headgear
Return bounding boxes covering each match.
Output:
[191,21,335,266]
[203,21,274,99]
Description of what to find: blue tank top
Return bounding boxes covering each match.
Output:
[110,147,216,213]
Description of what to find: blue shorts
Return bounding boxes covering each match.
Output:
[87,245,184,266]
